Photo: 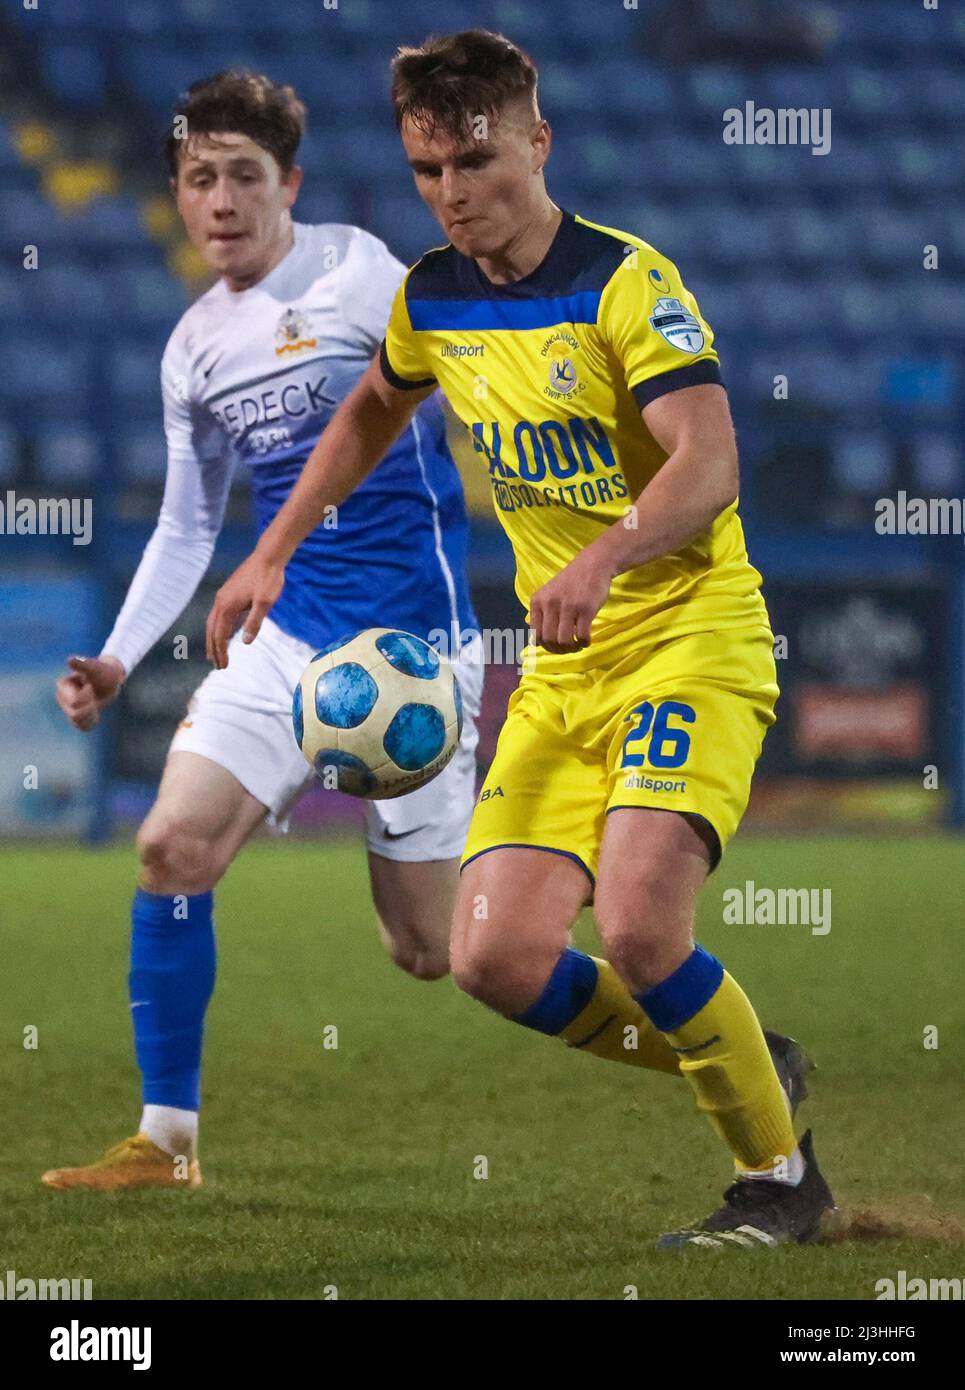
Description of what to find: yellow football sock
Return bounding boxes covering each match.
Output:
[641,952,796,1171]
[559,957,681,1076]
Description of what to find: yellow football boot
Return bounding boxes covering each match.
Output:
[41,1133,202,1191]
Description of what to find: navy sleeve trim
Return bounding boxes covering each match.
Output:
[630,359,723,410]
[379,339,436,391]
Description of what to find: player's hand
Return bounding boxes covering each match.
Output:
[206,550,286,669]
[55,655,125,731]
[529,548,615,654]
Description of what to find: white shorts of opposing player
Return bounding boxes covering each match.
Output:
[171,616,484,859]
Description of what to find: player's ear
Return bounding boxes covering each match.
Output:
[282,164,304,208]
[532,119,551,173]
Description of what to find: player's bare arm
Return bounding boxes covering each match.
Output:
[205,356,433,668]
[528,383,739,652]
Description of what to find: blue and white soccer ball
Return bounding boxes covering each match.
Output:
[293,627,462,800]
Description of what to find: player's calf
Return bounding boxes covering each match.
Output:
[368,853,457,982]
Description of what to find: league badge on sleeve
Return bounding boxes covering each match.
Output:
[649,296,705,355]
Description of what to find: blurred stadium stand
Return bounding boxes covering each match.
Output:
[1,0,963,837]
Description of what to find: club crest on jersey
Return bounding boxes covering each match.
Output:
[275,307,318,357]
[649,297,704,355]
[540,330,586,400]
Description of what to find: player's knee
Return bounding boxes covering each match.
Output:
[136,819,224,895]
[451,942,539,1015]
[597,875,694,991]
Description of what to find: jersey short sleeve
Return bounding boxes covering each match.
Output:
[338,227,407,355]
[379,273,437,391]
[599,248,722,409]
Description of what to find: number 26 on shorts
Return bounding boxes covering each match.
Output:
[620,700,695,770]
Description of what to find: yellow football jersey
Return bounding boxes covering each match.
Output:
[381,210,769,669]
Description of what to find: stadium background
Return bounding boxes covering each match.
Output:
[0,0,961,841]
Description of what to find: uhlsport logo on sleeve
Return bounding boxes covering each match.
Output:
[649,297,705,354]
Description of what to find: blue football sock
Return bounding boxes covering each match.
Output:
[129,888,216,1111]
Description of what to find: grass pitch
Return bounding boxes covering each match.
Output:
[2,835,964,1300]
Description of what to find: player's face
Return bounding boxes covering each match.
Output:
[401,107,551,260]
[174,132,302,287]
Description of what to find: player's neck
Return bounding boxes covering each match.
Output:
[474,201,563,286]
[222,219,296,293]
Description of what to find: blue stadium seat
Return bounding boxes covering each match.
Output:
[366,196,443,265]
[697,205,782,268]
[838,65,913,122]
[42,41,108,108]
[62,197,152,254]
[591,61,680,120]
[32,263,118,326]
[802,351,883,411]
[0,265,27,321]
[0,120,25,174]
[741,276,833,336]
[881,355,958,411]
[292,188,359,230]
[25,0,168,35]
[687,66,753,118]
[807,137,888,191]
[0,425,20,485]
[836,283,906,338]
[901,280,965,342]
[778,205,855,268]
[861,209,931,272]
[916,66,965,125]
[33,427,100,485]
[728,142,820,192]
[0,190,73,252]
[327,128,407,183]
[830,432,895,495]
[116,265,189,328]
[762,67,846,117]
[117,429,167,483]
[0,338,90,405]
[889,138,963,192]
[912,433,962,494]
[109,340,163,404]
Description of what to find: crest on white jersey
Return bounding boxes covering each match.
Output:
[649,296,705,355]
[275,306,318,357]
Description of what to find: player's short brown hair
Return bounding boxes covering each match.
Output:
[390,29,539,142]
[164,69,307,178]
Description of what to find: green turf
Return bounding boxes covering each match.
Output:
[2,835,964,1300]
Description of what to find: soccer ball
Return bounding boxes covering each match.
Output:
[292,627,462,799]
